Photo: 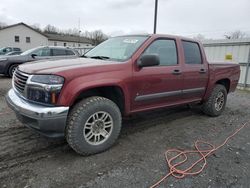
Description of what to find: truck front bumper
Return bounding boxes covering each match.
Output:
[5,89,69,137]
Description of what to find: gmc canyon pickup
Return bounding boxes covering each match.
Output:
[6,34,240,155]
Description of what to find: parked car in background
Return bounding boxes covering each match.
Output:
[4,51,22,56]
[0,47,21,55]
[0,46,79,77]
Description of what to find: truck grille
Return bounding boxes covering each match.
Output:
[13,69,29,94]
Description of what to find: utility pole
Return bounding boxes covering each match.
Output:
[153,0,158,34]
[78,18,81,47]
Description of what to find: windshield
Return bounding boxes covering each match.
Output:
[85,36,149,61]
[0,47,7,53]
[21,47,42,55]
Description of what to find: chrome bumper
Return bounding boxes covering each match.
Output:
[5,89,69,137]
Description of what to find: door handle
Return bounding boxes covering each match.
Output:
[172,69,181,75]
[199,69,206,74]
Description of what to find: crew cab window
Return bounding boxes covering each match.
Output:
[182,41,202,64]
[143,39,178,66]
[52,49,67,56]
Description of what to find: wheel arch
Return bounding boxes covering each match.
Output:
[70,85,126,115]
[215,78,230,93]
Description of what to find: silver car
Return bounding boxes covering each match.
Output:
[0,46,79,77]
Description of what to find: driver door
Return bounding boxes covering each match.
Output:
[29,47,51,61]
[131,38,184,112]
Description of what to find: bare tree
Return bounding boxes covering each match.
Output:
[192,34,206,41]
[224,30,246,39]
[62,28,80,36]
[44,24,59,34]
[84,30,108,45]
[30,23,42,32]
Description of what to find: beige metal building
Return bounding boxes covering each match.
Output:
[203,38,250,89]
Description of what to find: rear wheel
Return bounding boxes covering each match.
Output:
[202,84,227,117]
[8,64,18,77]
[66,96,122,155]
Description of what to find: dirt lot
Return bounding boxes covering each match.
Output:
[0,75,250,188]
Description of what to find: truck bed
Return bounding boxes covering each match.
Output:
[205,62,240,97]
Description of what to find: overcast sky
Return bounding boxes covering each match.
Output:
[0,0,250,39]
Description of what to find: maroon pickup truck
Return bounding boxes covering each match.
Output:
[6,34,240,155]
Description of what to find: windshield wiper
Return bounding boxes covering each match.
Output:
[90,56,110,60]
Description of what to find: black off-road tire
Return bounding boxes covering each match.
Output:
[8,64,18,77]
[202,84,227,117]
[66,96,122,155]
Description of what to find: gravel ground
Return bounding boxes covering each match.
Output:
[0,75,250,188]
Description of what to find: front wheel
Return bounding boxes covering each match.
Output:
[202,84,227,117]
[66,96,122,155]
[8,64,18,77]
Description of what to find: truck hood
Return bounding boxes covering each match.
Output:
[18,58,120,74]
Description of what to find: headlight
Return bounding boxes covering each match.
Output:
[27,75,64,105]
[31,75,64,84]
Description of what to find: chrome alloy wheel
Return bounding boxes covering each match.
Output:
[83,111,113,145]
[215,91,224,111]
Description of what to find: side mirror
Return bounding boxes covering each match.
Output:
[31,54,37,58]
[137,54,160,68]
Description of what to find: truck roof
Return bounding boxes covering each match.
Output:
[114,34,200,43]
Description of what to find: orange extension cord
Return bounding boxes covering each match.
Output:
[0,107,11,116]
[0,111,10,115]
[150,122,248,188]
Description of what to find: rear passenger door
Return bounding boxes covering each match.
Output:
[181,41,209,101]
[52,48,67,58]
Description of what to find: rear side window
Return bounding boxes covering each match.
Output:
[52,49,67,56]
[66,50,75,55]
[182,41,202,64]
[143,39,178,66]
[14,48,21,51]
